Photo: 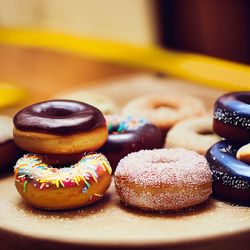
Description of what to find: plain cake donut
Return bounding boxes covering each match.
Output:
[54,91,117,115]
[122,94,205,130]
[166,116,221,155]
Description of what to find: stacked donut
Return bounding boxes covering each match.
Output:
[206,92,250,205]
[13,100,112,210]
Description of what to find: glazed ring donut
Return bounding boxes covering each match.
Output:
[213,91,250,142]
[206,140,250,205]
[99,115,164,170]
[122,94,205,130]
[14,153,112,210]
[0,115,23,175]
[115,148,212,211]
[55,91,117,115]
[166,115,221,155]
[13,100,108,154]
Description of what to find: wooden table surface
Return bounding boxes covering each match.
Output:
[0,45,249,250]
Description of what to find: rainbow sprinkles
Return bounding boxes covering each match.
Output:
[106,115,148,133]
[14,153,112,193]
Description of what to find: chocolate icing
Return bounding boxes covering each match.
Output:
[213,92,250,142]
[99,124,164,172]
[206,140,250,205]
[14,100,106,135]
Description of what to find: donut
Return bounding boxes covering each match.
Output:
[206,140,250,205]
[213,92,250,142]
[166,115,221,155]
[236,143,250,164]
[13,100,108,154]
[0,115,23,175]
[122,94,205,130]
[14,153,112,210]
[54,91,117,115]
[115,148,212,211]
[99,115,164,171]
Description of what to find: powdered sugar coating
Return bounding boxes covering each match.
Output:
[214,109,250,129]
[115,148,212,211]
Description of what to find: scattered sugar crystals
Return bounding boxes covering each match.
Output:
[211,166,250,190]
[214,109,250,129]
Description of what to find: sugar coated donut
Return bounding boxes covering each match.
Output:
[213,92,250,142]
[0,115,23,175]
[122,94,205,130]
[14,153,112,210]
[206,140,250,205]
[115,148,212,211]
[166,116,221,155]
[99,115,164,171]
[13,100,108,154]
[54,91,117,115]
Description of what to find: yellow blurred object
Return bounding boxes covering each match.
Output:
[0,28,250,91]
[0,82,26,108]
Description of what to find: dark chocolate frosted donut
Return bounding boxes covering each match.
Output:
[99,115,164,171]
[14,100,106,135]
[13,100,108,154]
[213,92,250,142]
[206,140,250,205]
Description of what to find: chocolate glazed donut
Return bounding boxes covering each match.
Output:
[14,100,106,135]
[13,100,107,156]
[213,92,250,142]
[206,140,250,205]
[99,116,164,171]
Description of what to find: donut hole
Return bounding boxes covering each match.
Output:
[152,102,177,110]
[41,107,74,118]
[109,125,120,134]
[198,130,214,136]
[109,125,127,134]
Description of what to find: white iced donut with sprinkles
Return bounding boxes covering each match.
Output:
[114,148,212,211]
[14,153,112,210]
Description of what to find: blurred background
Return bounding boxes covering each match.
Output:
[0,0,250,111]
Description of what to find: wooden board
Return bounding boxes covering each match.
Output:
[0,46,250,250]
[1,176,250,250]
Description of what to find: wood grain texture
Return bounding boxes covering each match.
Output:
[0,45,249,250]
